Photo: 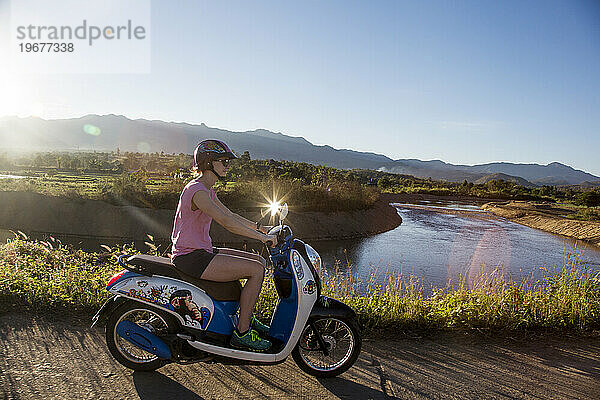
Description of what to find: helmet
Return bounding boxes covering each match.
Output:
[193,139,237,168]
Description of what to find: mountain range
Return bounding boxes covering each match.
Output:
[0,114,598,186]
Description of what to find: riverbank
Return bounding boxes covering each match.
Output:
[0,191,402,247]
[482,201,600,248]
[379,192,504,205]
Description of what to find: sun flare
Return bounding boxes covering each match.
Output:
[268,201,280,217]
[257,186,289,221]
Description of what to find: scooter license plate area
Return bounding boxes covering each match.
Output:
[271,253,294,298]
[272,255,293,279]
[274,277,293,299]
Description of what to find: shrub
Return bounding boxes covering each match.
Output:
[217,179,378,212]
[99,171,150,207]
[576,190,600,207]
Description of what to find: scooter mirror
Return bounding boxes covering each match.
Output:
[280,203,288,223]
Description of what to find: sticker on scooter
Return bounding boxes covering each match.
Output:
[303,280,316,295]
[170,289,211,330]
[119,284,183,310]
[119,288,163,305]
[200,307,211,330]
[292,251,304,280]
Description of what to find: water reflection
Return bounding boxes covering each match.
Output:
[314,203,600,293]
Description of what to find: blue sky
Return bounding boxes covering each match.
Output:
[1,0,599,175]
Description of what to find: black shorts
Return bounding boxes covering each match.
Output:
[172,248,218,279]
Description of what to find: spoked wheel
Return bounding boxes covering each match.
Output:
[105,301,177,371]
[292,317,361,377]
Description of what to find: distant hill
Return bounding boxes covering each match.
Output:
[0,114,598,185]
[462,161,599,186]
[573,181,600,189]
[378,159,486,182]
[0,115,392,170]
[378,159,598,186]
[473,173,535,187]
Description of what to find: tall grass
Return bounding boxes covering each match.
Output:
[0,237,119,309]
[1,238,598,333]
[320,251,600,333]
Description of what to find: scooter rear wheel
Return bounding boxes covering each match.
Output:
[292,317,361,377]
[105,300,178,371]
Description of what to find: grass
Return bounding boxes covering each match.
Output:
[567,207,600,222]
[1,237,599,334]
[0,172,112,199]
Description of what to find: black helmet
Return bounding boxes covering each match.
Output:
[193,139,237,180]
[193,139,237,168]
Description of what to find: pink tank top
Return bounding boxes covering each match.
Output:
[171,179,217,257]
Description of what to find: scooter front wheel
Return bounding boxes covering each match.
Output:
[292,317,361,377]
[105,300,178,371]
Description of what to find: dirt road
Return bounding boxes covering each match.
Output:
[1,311,599,400]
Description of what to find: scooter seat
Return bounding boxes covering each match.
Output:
[125,255,241,302]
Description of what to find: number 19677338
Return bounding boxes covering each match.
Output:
[19,42,74,52]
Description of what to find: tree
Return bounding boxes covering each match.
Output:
[576,190,600,207]
[377,176,393,190]
[458,180,473,195]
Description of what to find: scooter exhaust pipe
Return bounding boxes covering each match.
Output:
[116,320,172,359]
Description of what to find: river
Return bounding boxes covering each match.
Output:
[0,174,27,179]
[313,201,600,292]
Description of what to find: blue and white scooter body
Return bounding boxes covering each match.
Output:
[107,272,240,335]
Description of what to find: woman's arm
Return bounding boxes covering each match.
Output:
[212,194,258,230]
[192,190,271,243]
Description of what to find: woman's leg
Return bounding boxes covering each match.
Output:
[200,253,266,332]
[215,247,265,264]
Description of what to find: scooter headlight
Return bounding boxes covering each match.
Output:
[304,244,322,280]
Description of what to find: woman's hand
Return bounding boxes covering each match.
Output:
[258,225,273,234]
[264,234,278,247]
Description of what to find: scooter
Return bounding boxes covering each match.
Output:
[92,203,361,377]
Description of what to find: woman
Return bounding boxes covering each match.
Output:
[171,139,277,352]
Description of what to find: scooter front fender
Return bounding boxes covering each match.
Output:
[309,296,357,321]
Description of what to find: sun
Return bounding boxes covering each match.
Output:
[0,73,44,118]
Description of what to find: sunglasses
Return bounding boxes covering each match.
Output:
[216,158,231,167]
